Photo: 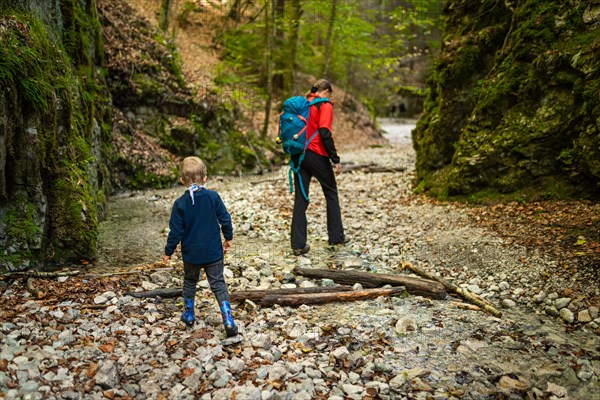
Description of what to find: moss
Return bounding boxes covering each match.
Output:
[0,193,42,269]
[414,0,600,199]
[0,2,110,269]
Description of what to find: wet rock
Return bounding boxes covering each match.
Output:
[545,306,560,316]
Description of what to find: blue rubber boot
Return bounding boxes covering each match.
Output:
[220,301,238,337]
[181,298,195,327]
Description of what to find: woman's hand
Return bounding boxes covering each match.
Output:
[334,163,342,175]
[223,240,233,254]
[162,255,171,264]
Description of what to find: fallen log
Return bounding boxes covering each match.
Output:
[0,270,81,281]
[129,288,181,298]
[343,163,406,174]
[129,285,355,300]
[402,262,502,317]
[293,267,446,299]
[230,286,353,303]
[261,286,406,307]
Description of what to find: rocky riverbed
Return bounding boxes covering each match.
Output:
[1,140,599,400]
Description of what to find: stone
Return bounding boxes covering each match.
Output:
[589,306,599,319]
[467,285,482,295]
[388,373,406,389]
[268,365,287,381]
[577,310,592,323]
[321,279,335,287]
[554,297,571,310]
[545,306,559,316]
[559,308,574,324]
[150,271,172,285]
[341,383,363,395]
[499,282,510,291]
[498,375,527,391]
[545,382,568,397]
[332,346,350,360]
[251,334,272,350]
[95,361,120,389]
[352,283,363,291]
[395,316,417,334]
[501,299,516,308]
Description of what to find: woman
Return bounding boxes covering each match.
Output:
[291,79,348,256]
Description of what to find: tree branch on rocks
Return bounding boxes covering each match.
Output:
[402,262,502,317]
[293,267,446,299]
[261,286,406,307]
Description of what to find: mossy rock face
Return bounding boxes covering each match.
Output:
[0,1,110,272]
[413,0,600,199]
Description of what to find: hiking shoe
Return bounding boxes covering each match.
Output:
[329,237,350,246]
[293,244,310,256]
[181,298,195,327]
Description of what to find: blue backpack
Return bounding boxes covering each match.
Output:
[277,96,330,202]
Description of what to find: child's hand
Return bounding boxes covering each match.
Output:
[223,240,233,254]
[162,255,171,264]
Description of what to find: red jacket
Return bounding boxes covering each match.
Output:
[306,93,334,158]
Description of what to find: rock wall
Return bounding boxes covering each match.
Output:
[413,0,600,198]
[0,0,111,271]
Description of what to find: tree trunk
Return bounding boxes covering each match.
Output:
[285,0,302,98]
[262,0,274,139]
[322,0,338,78]
[231,285,352,303]
[402,262,502,317]
[261,286,406,307]
[293,267,446,299]
[159,0,172,31]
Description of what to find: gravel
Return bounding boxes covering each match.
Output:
[2,140,598,399]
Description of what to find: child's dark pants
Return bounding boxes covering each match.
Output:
[291,150,345,249]
[183,259,230,303]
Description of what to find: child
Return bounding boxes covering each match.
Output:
[162,156,238,337]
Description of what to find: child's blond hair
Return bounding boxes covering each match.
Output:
[180,157,207,185]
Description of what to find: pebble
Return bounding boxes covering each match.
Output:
[559,308,575,324]
[501,299,516,308]
[554,297,571,310]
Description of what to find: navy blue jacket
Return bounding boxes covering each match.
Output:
[164,188,233,265]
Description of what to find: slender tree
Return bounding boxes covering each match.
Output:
[262,0,275,139]
[285,0,302,97]
[159,0,172,31]
[322,0,338,78]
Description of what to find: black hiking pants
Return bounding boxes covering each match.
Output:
[291,150,345,249]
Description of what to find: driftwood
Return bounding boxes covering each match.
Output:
[230,286,353,303]
[293,267,446,299]
[261,286,406,307]
[402,262,502,317]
